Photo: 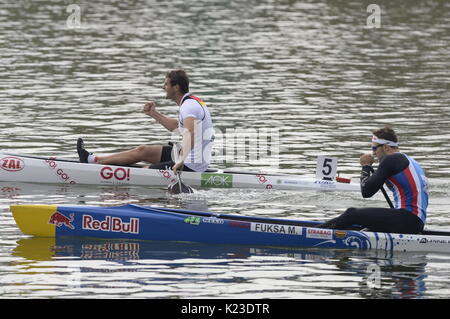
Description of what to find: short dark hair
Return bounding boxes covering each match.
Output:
[372,126,398,143]
[166,70,189,94]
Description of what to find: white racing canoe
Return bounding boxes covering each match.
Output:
[0,153,360,192]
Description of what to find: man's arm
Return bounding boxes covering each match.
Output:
[359,153,408,198]
[360,165,386,198]
[144,102,179,132]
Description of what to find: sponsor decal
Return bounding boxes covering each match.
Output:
[281,180,309,186]
[255,174,273,189]
[82,215,139,234]
[1,156,25,172]
[45,158,77,184]
[201,173,233,188]
[100,166,131,182]
[430,239,450,244]
[202,217,224,224]
[419,238,450,244]
[334,230,348,239]
[314,180,337,188]
[183,216,224,225]
[158,169,176,182]
[251,223,302,235]
[343,236,371,249]
[229,221,250,229]
[306,228,333,240]
[184,216,201,225]
[314,180,334,185]
[48,211,75,229]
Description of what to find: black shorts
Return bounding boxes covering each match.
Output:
[148,144,195,172]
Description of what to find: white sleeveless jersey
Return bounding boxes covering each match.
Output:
[178,93,214,172]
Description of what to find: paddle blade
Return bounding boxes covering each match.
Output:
[167,180,194,194]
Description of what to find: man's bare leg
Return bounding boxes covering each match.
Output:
[95,145,163,165]
[77,138,163,166]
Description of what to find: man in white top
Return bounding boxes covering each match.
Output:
[77,70,215,173]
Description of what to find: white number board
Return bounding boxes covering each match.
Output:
[316,156,338,181]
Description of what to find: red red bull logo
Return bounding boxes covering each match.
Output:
[82,215,139,234]
[48,211,75,229]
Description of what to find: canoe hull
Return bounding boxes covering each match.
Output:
[10,204,450,253]
[0,153,359,192]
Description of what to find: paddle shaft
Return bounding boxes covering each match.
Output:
[167,142,194,194]
[368,165,394,209]
[173,142,184,186]
[381,186,394,208]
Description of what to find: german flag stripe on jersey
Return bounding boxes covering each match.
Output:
[188,95,206,106]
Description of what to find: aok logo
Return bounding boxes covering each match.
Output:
[1,157,25,172]
[201,173,233,188]
[100,166,130,181]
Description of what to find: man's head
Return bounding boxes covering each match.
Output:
[163,70,189,101]
[371,126,399,160]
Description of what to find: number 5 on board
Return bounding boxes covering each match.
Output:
[316,156,337,181]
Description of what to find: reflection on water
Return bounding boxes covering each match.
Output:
[1,0,449,298]
[4,236,438,298]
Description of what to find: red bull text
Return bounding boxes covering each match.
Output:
[82,215,139,234]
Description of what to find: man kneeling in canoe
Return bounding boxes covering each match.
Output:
[77,70,215,173]
[318,126,429,234]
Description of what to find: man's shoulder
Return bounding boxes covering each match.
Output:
[180,95,208,112]
[182,94,206,106]
[379,152,409,172]
[380,152,408,164]
[181,98,200,107]
[179,98,205,120]
[180,98,202,113]
[384,152,407,161]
